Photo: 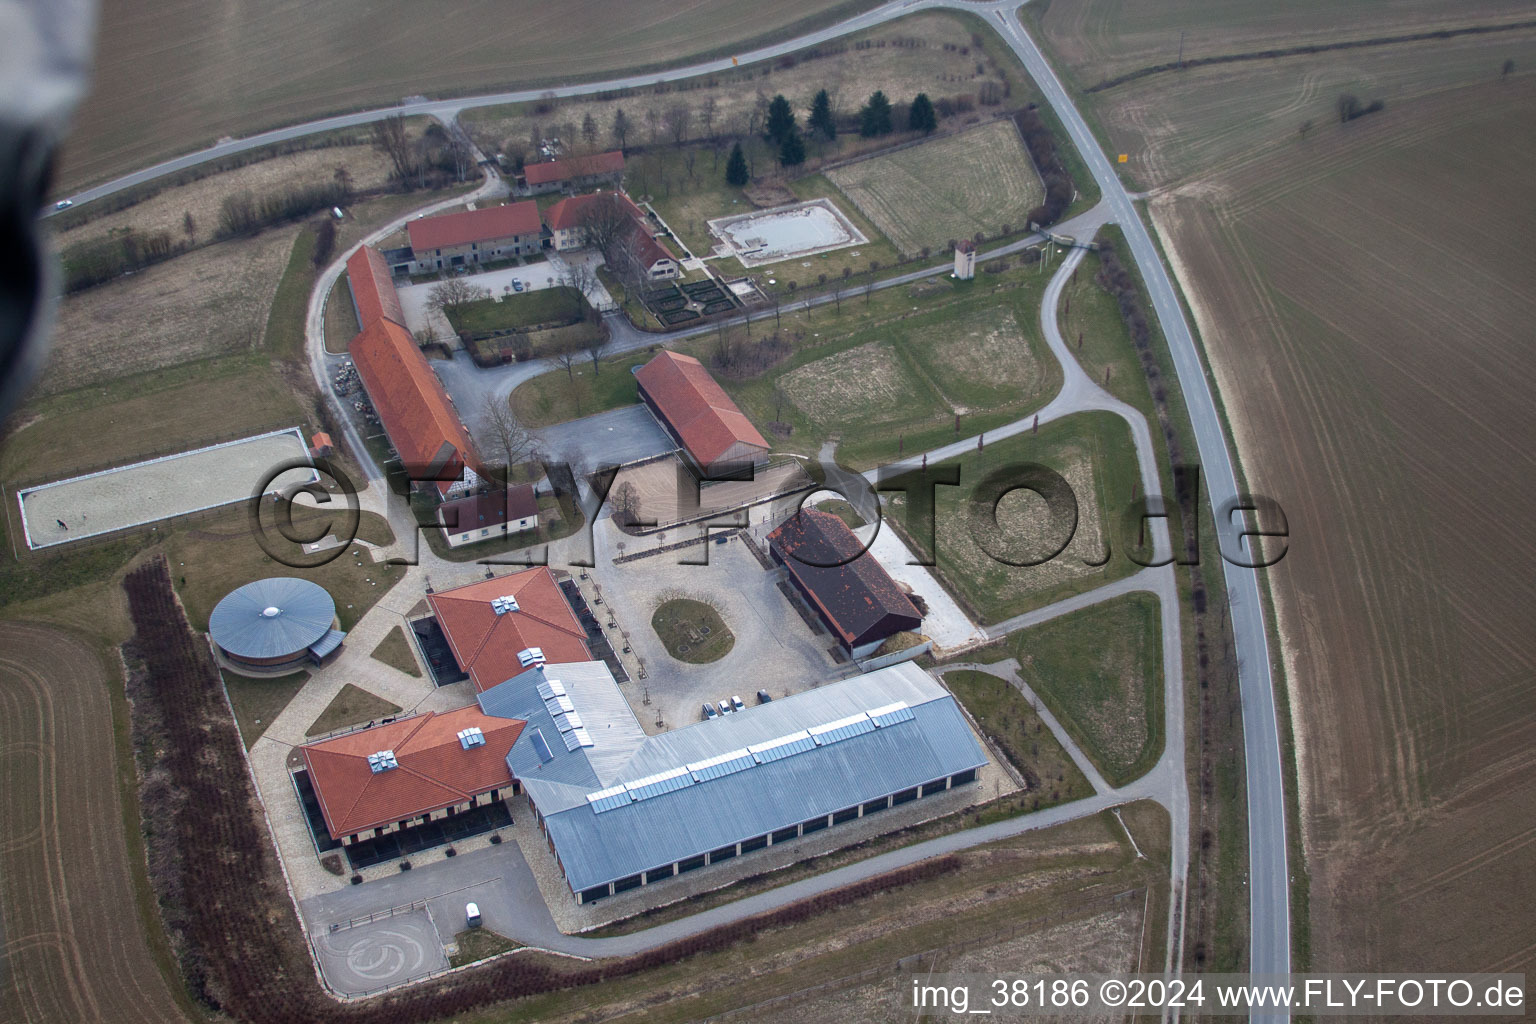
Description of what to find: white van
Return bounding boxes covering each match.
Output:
[465,902,482,928]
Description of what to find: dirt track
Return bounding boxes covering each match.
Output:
[0,621,191,1023]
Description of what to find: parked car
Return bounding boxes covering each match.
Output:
[512,279,524,292]
[757,690,772,704]
[465,902,482,928]
[703,702,718,720]
[717,699,732,716]
[730,695,745,712]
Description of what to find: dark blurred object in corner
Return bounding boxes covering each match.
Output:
[0,0,98,421]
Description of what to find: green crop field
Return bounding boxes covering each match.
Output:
[826,119,1043,254]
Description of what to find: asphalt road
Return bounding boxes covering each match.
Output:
[985,10,1290,997]
[64,0,1288,998]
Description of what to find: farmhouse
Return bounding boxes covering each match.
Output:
[299,706,524,848]
[349,317,480,496]
[437,483,539,548]
[480,660,985,903]
[542,191,680,280]
[520,149,625,194]
[769,509,923,659]
[209,577,345,671]
[425,568,591,691]
[636,350,769,477]
[404,201,543,273]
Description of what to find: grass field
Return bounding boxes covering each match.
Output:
[449,928,521,969]
[651,597,735,664]
[447,287,585,334]
[826,119,1043,254]
[61,0,894,191]
[886,412,1144,624]
[306,683,404,736]
[731,277,1062,469]
[945,669,1095,803]
[49,138,396,248]
[460,9,1029,167]
[43,226,301,395]
[1008,593,1163,787]
[370,624,422,677]
[224,670,311,749]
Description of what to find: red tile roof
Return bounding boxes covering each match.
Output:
[524,150,625,187]
[636,351,768,468]
[427,568,591,691]
[631,229,677,272]
[768,509,922,648]
[349,319,479,496]
[345,245,406,329]
[407,201,542,252]
[301,707,524,839]
[542,190,644,231]
[438,484,539,533]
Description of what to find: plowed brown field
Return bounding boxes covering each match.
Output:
[0,621,192,1023]
[1148,76,1536,972]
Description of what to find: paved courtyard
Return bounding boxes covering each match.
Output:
[309,907,447,996]
[588,519,849,731]
[537,404,676,484]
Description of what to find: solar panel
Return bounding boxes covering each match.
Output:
[571,728,594,748]
[749,730,816,763]
[552,712,573,732]
[587,785,632,813]
[868,702,915,727]
[688,748,757,781]
[809,712,876,745]
[528,728,554,763]
[562,729,583,751]
[626,766,695,801]
[545,694,575,714]
[547,679,567,697]
[536,681,555,702]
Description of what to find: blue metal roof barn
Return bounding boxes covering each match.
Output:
[209,577,339,666]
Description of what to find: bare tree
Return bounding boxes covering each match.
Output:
[643,105,663,145]
[699,95,718,142]
[550,334,584,381]
[182,210,196,243]
[370,115,415,181]
[577,193,635,263]
[683,148,698,181]
[581,112,598,150]
[480,395,541,476]
[427,279,492,318]
[611,108,631,150]
[416,323,438,347]
[771,383,789,422]
[582,321,612,374]
[664,102,692,148]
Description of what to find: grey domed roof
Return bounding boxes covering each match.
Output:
[209,577,336,659]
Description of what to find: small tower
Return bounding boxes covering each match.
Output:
[953,240,976,280]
